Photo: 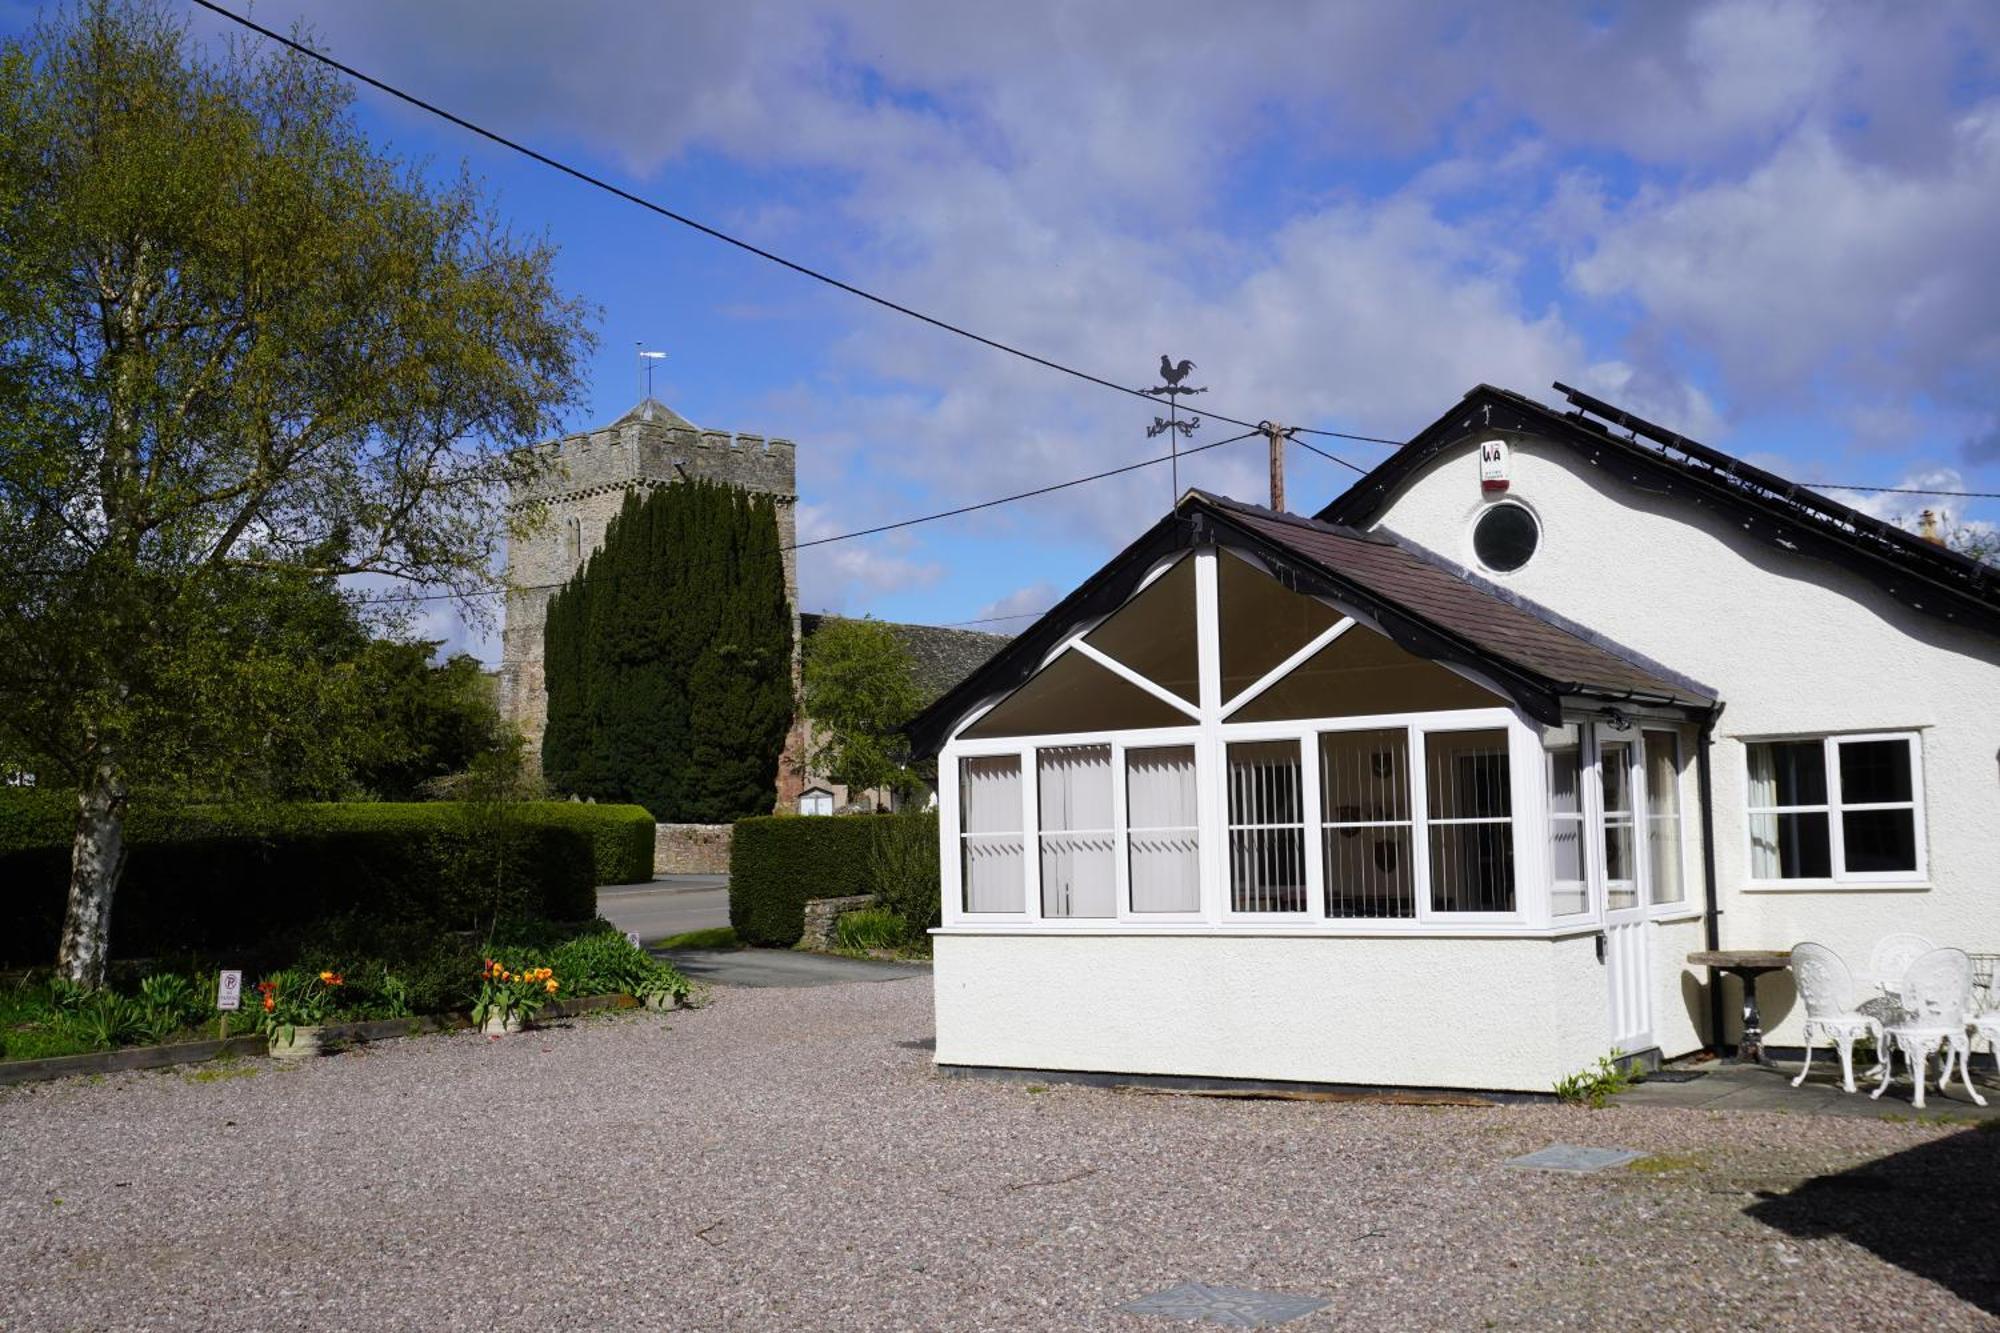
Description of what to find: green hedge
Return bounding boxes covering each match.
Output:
[728,812,935,947]
[0,794,656,964]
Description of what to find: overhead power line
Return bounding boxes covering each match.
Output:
[357,427,1264,606]
[1805,483,2000,500]
[188,0,1395,461]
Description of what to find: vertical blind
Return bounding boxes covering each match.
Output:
[1547,736,1587,916]
[1226,741,1307,912]
[1643,731,1685,904]
[1319,728,1415,918]
[1127,746,1199,913]
[960,755,1024,913]
[1038,745,1116,918]
[1425,729,1515,912]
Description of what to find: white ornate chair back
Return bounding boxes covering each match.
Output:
[1789,942,1855,1019]
[1869,932,1936,986]
[1898,948,1973,1030]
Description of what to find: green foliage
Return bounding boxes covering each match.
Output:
[832,908,910,953]
[542,480,793,823]
[801,617,925,798]
[729,812,937,947]
[0,794,654,962]
[1553,1049,1639,1108]
[0,0,594,983]
[868,810,941,935]
[545,925,691,1005]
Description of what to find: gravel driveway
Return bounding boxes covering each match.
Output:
[2,979,1995,1330]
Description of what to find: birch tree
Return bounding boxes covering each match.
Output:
[0,2,593,984]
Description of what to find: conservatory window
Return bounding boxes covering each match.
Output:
[959,755,1024,913]
[1126,746,1200,913]
[1038,746,1116,918]
[1319,728,1415,918]
[1227,740,1307,912]
[1547,729,1588,916]
[1644,731,1686,905]
[1747,734,1922,882]
[1425,729,1515,912]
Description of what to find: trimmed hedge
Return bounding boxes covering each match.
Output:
[0,794,656,964]
[728,812,935,947]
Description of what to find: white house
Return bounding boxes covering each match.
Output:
[908,382,2000,1094]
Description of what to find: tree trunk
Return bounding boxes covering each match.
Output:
[58,756,128,988]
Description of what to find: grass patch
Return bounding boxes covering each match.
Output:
[1627,1152,1707,1174]
[183,1064,259,1084]
[651,926,740,951]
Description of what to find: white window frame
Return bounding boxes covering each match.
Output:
[933,546,1570,936]
[1741,731,1926,888]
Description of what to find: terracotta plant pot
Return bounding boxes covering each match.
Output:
[268,1025,324,1061]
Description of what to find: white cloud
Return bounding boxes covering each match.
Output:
[974,582,1059,626]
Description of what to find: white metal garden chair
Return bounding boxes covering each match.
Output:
[1788,942,1882,1094]
[1870,947,1987,1110]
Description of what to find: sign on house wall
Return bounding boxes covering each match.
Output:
[1479,439,1511,492]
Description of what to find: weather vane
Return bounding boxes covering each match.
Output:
[1143,355,1206,500]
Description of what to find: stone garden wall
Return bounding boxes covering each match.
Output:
[654,823,733,876]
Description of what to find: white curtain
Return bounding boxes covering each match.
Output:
[1038,746,1115,918]
[1127,746,1199,913]
[1547,744,1586,915]
[960,756,1023,913]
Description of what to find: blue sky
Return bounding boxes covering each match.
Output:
[8,1,1998,660]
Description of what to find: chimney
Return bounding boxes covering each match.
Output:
[1918,509,1943,544]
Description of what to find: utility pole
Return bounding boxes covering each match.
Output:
[1144,355,1205,503]
[1260,421,1290,512]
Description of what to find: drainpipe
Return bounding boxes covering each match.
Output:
[1696,711,1725,1053]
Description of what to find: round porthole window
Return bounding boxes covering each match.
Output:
[1472,503,1539,573]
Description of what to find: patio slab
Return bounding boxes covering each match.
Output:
[1617,1056,2000,1121]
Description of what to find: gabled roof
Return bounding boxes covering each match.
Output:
[800,613,1010,706]
[907,491,1716,758]
[1316,382,2000,638]
[606,397,699,431]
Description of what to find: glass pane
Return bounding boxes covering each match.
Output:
[1550,818,1585,885]
[1218,551,1340,701]
[1550,880,1588,916]
[1746,741,1826,807]
[1600,741,1633,815]
[959,755,1023,913]
[1318,729,1411,825]
[1127,746,1198,913]
[1227,740,1303,826]
[1548,742,1587,914]
[1426,729,1512,820]
[963,650,1191,738]
[1320,729,1415,919]
[1230,626,1499,723]
[1427,823,1516,912]
[1548,745,1581,817]
[1083,557,1198,703]
[1600,740,1636,910]
[1842,808,1918,874]
[1749,810,1831,879]
[1324,826,1415,918]
[1227,740,1305,912]
[1038,746,1114,919]
[1472,504,1539,572]
[1838,739,1913,805]
[1229,828,1306,912]
[1645,732,1684,905]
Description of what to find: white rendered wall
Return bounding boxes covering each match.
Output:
[934,933,1608,1093]
[1370,434,2000,1046]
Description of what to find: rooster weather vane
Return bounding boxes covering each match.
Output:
[1143,354,1206,499]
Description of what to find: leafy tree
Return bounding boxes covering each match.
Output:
[800,617,924,801]
[345,642,509,802]
[0,2,592,984]
[1946,524,1998,566]
[541,480,792,821]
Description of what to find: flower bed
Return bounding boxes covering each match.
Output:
[0,920,691,1069]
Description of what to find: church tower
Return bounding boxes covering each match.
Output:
[496,399,799,765]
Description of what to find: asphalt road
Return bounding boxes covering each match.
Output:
[596,874,728,944]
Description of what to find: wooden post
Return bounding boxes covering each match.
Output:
[1264,422,1287,512]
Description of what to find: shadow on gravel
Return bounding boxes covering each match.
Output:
[1747,1126,2000,1315]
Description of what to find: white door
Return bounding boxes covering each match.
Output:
[1596,735,1653,1053]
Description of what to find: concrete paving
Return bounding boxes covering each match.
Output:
[1618,1054,2000,1120]
[595,874,728,944]
[659,947,931,989]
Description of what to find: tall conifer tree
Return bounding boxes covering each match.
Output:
[540,480,791,821]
